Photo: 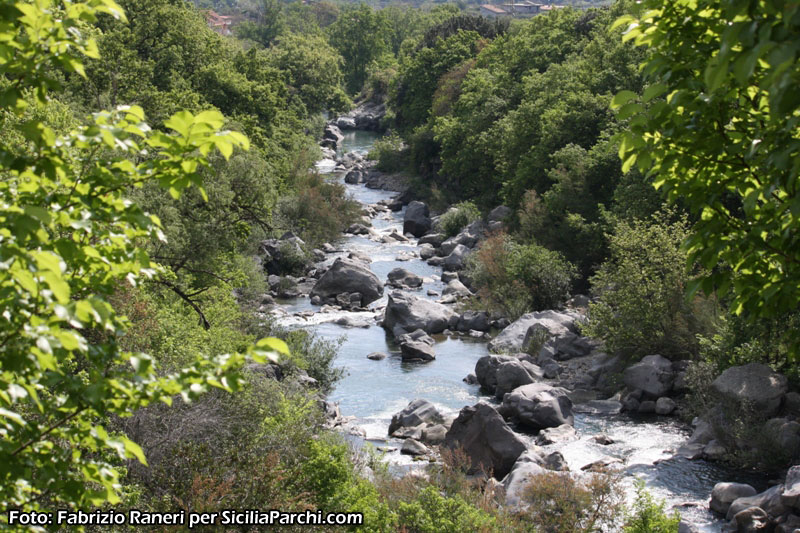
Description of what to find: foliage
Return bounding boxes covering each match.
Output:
[622,480,680,533]
[467,234,576,319]
[368,132,408,173]
[613,0,800,358]
[235,0,285,47]
[518,470,625,533]
[395,486,498,533]
[0,0,288,512]
[583,212,716,360]
[438,201,481,237]
[327,4,390,94]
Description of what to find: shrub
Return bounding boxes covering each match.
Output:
[583,211,716,360]
[437,201,481,237]
[396,486,498,533]
[518,470,625,533]
[368,131,408,172]
[467,233,576,319]
[623,480,680,533]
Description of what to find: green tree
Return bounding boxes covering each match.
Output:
[613,0,800,355]
[0,0,286,513]
[327,4,390,94]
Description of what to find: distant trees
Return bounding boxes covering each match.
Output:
[327,4,390,94]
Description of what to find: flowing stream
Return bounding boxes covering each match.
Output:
[274,130,767,532]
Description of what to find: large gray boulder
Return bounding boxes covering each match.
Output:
[727,485,787,522]
[443,244,470,272]
[388,399,445,435]
[387,268,423,289]
[310,258,383,306]
[537,331,594,361]
[383,291,457,336]
[489,310,579,354]
[488,205,512,222]
[444,402,526,479]
[495,361,542,399]
[475,354,519,394]
[403,201,431,237]
[536,424,578,445]
[400,341,435,362]
[502,451,547,508]
[623,354,675,398]
[442,279,471,298]
[710,482,758,515]
[500,383,574,430]
[711,363,788,416]
[457,311,490,332]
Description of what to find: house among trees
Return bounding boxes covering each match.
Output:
[204,10,233,35]
[480,2,564,18]
[480,4,509,17]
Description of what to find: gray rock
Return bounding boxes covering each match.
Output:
[488,205,512,222]
[441,271,459,283]
[711,482,758,515]
[495,361,540,399]
[418,233,445,247]
[458,311,490,332]
[781,465,800,510]
[678,521,700,533]
[367,352,387,361]
[543,451,569,471]
[573,400,623,415]
[383,291,457,336]
[638,400,656,414]
[443,244,470,272]
[489,310,578,354]
[537,331,594,361]
[703,440,727,460]
[344,170,363,184]
[336,116,357,130]
[421,424,447,445]
[346,223,370,235]
[727,485,787,522]
[444,402,526,479]
[401,438,429,456]
[656,397,677,415]
[401,341,435,362]
[464,373,478,385]
[503,452,547,508]
[442,279,471,298]
[537,424,578,445]
[594,433,614,445]
[500,382,574,430]
[310,258,383,306]
[712,363,788,416]
[419,244,436,260]
[623,354,675,398]
[732,506,773,532]
[403,201,432,237]
[387,268,423,289]
[388,399,445,435]
[475,354,519,394]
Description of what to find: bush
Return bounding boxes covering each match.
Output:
[518,470,625,533]
[583,211,717,360]
[368,131,408,172]
[467,233,576,319]
[623,480,680,533]
[396,486,498,533]
[437,201,481,237]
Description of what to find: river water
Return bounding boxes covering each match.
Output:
[275,130,766,532]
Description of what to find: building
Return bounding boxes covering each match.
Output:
[480,4,509,17]
[502,1,542,16]
[204,10,233,36]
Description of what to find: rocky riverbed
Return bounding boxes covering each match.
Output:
[261,119,789,532]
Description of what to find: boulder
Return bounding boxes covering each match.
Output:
[388,399,445,435]
[537,424,578,445]
[418,233,445,247]
[387,268,423,289]
[732,506,773,532]
[403,201,432,237]
[489,310,578,354]
[310,258,383,306]
[537,331,594,361]
[401,439,429,456]
[475,354,518,394]
[494,360,541,399]
[488,205,512,222]
[594,433,614,445]
[711,363,788,416]
[335,116,357,130]
[443,244,470,272]
[441,271,459,283]
[457,311,491,332]
[421,424,448,445]
[727,485,787,522]
[419,244,436,260]
[383,291,457,336]
[444,402,526,479]
[623,354,675,398]
[442,279,471,298]
[711,482,758,515]
[500,382,574,430]
[502,452,548,508]
[782,465,800,510]
[367,352,387,361]
[543,451,569,471]
[400,341,435,362]
[656,397,677,415]
[573,400,623,415]
[344,170,363,184]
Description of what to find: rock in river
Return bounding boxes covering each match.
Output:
[711,362,788,416]
[403,201,431,237]
[623,354,675,398]
[387,268,423,289]
[500,382,574,431]
[383,291,457,336]
[444,402,526,480]
[310,258,383,306]
[488,310,579,354]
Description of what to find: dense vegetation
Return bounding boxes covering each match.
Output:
[1,0,797,529]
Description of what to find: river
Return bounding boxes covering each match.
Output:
[274,129,767,532]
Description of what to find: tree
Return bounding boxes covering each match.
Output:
[0,0,286,512]
[613,0,800,355]
[235,0,286,47]
[327,4,390,94]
